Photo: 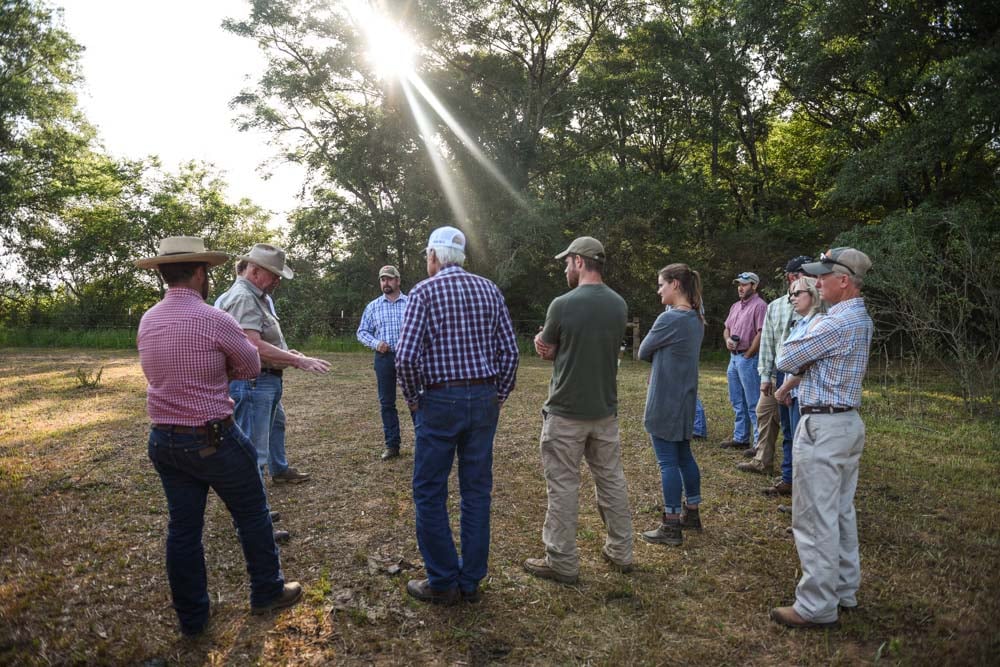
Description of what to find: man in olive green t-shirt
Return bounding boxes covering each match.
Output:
[523,237,635,585]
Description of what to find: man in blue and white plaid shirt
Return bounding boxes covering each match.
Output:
[772,247,874,629]
[396,226,519,606]
[357,265,410,460]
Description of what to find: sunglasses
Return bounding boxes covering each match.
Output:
[788,290,810,300]
[820,251,855,275]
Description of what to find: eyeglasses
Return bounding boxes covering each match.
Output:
[819,251,855,275]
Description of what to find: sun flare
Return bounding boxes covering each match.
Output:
[347,2,417,80]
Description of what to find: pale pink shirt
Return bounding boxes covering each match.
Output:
[138,287,260,425]
[724,293,767,352]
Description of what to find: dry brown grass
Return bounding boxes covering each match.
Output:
[1,349,998,665]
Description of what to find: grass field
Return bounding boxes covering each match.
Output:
[1,349,998,665]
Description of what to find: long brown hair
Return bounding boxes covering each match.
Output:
[659,263,704,322]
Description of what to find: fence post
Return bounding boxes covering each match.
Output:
[632,317,640,360]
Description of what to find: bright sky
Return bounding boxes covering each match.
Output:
[57,0,305,229]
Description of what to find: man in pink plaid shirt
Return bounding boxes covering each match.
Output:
[136,236,302,637]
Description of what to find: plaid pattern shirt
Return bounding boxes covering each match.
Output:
[395,266,519,404]
[138,287,260,425]
[356,292,408,352]
[776,297,872,408]
[758,295,795,382]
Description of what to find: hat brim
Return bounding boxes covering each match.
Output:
[237,255,294,279]
[135,252,230,269]
[733,279,757,284]
[800,261,836,276]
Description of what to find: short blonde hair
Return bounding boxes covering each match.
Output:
[790,276,823,316]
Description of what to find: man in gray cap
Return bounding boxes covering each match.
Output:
[356,264,411,460]
[771,247,873,629]
[524,236,635,584]
[216,243,331,490]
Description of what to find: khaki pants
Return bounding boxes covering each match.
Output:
[539,413,634,576]
[791,411,865,623]
[754,390,781,467]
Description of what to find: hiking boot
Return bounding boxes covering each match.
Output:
[272,467,310,484]
[769,605,838,629]
[737,459,770,474]
[523,558,578,584]
[742,446,757,458]
[679,506,702,532]
[461,587,481,604]
[406,578,460,605]
[269,511,281,523]
[601,547,634,573]
[641,515,682,546]
[380,447,400,461]
[719,439,749,449]
[762,480,793,496]
[251,582,303,615]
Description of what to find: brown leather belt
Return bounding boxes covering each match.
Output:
[799,405,854,415]
[152,415,234,434]
[426,377,495,391]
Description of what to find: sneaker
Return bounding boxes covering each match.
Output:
[737,459,770,474]
[523,558,578,584]
[640,517,682,546]
[270,511,281,523]
[742,446,757,458]
[251,582,303,615]
[719,439,749,449]
[762,480,793,496]
[679,506,702,532]
[405,578,460,605]
[272,468,310,484]
[273,529,291,544]
[380,448,400,461]
[601,547,634,573]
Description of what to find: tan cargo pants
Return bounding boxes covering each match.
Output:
[539,412,634,576]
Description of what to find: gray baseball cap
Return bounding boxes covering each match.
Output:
[555,236,606,263]
[801,247,872,278]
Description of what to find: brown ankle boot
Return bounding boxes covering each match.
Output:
[679,505,702,532]
[641,514,682,546]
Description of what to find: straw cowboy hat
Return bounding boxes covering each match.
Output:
[237,243,295,279]
[135,236,229,269]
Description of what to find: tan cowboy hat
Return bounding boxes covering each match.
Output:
[135,236,229,269]
[237,243,294,279]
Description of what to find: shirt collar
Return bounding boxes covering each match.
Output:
[166,286,204,300]
[378,291,407,304]
[436,266,465,278]
[236,276,264,298]
[829,297,865,314]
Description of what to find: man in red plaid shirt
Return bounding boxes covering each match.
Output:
[136,236,302,637]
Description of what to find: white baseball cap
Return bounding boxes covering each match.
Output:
[426,226,466,252]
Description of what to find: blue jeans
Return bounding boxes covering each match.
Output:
[148,423,283,634]
[693,397,707,438]
[412,384,500,594]
[230,372,288,476]
[375,351,401,448]
[726,353,761,444]
[650,436,702,514]
[783,396,800,485]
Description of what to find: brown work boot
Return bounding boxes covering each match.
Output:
[762,480,792,496]
[523,558,578,584]
[737,459,770,474]
[770,605,838,629]
[719,438,749,449]
[641,515,682,546]
[251,582,303,615]
[600,547,634,573]
[272,467,310,484]
[405,578,460,605]
[742,446,757,458]
[679,505,702,532]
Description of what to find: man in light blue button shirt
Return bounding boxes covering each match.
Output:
[357,265,410,460]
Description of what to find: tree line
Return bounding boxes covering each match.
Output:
[2,0,998,403]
